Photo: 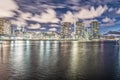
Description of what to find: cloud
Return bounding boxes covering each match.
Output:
[62,11,78,23]
[0,0,18,17]
[18,11,32,20]
[62,11,76,23]
[102,17,111,23]
[107,31,120,34]
[49,28,57,32]
[101,17,116,27]
[75,5,108,19]
[71,0,79,3]
[41,4,65,9]
[67,6,81,11]
[50,24,59,27]
[102,17,116,23]
[116,20,120,25]
[116,8,120,14]
[100,22,115,27]
[30,9,60,23]
[11,11,32,26]
[104,31,120,36]
[61,5,107,23]
[40,27,46,30]
[108,8,114,12]
[66,0,80,5]
[28,23,41,29]
[2,0,119,33]
[83,19,98,27]
[11,18,27,26]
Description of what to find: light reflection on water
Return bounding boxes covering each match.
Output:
[0,41,120,80]
[70,41,79,74]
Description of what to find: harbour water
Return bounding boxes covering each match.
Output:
[0,41,120,80]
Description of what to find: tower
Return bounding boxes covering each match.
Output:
[75,22,85,39]
[0,18,11,36]
[91,21,99,39]
[61,22,71,39]
[0,18,4,35]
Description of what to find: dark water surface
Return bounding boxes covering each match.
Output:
[0,41,120,80]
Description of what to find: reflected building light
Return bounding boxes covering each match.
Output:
[93,43,99,53]
[10,41,14,47]
[10,41,16,52]
[46,41,50,54]
[45,41,51,59]
[70,41,79,73]
[24,41,30,62]
[81,43,87,54]
[92,42,99,65]
[39,41,44,61]
[10,41,28,77]
[69,42,87,76]
[0,42,10,79]
[115,46,120,80]
[40,41,44,47]
[26,40,29,45]
[2,42,9,63]
[10,41,15,58]
[53,41,59,58]
[54,41,58,45]
[118,46,120,67]
[25,41,30,55]
[100,42,104,53]
[14,41,20,46]
[53,41,59,53]
[14,41,24,60]
[12,41,24,65]
[116,46,120,77]
[100,42,104,64]
[60,42,70,53]
[11,41,25,76]
[0,41,10,63]
[0,44,3,63]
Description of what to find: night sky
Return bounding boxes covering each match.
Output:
[1,0,120,35]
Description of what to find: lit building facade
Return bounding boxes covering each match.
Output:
[91,21,99,39]
[0,18,11,36]
[75,22,85,39]
[14,25,26,37]
[61,22,71,39]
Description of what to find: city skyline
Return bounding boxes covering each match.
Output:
[1,1,120,80]
[0,0,120,35]
[2,19,117,41]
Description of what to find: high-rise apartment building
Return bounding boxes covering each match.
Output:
[75,22,85,39]
[91,21,99,39]
[61,22,71,38]
[0,18,11,36]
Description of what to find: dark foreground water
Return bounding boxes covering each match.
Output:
[0,41,120,80]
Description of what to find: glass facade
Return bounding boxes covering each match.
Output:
[0,18,11,35]
[61,22,71,38]
[91,21,99,39]
[75,22,85,39]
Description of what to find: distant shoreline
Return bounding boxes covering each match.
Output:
[0,39,117,42]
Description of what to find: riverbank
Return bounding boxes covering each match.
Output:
[0,38,117,43]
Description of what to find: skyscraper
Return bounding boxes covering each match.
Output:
[61,22,71,39]
[0,18,4,35]
[91,21,99,39]
[0,18,11,36]
[75,22,85,39]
